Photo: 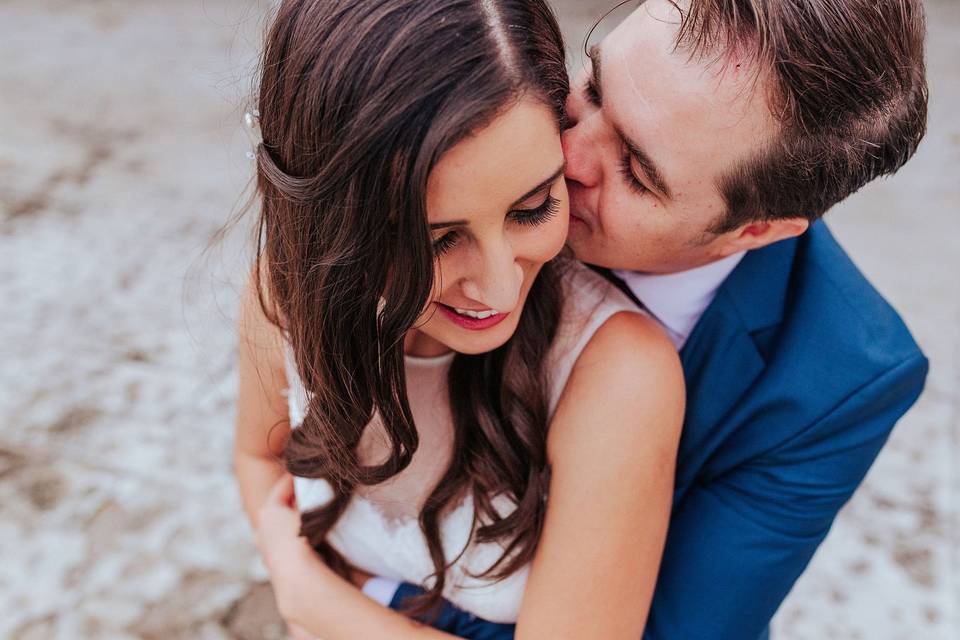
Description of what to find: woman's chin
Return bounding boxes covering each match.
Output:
[435,320,520,356]
[445,336,512,356]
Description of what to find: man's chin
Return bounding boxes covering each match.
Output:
[568,210,591,230]
[565,235,645,272]
[564,234,603,268]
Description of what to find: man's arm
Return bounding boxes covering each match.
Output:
[387,583,517,640]
[644,353,928,640]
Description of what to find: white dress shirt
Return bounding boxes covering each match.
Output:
[613,251,746,350]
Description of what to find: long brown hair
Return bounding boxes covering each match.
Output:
[251,0,569,615]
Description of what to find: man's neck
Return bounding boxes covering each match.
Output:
[613,252,746,349]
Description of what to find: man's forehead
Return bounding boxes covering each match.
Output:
[602,5,680,112]
[601,2,775,141]
[607,0,682,55]
[595,0,778,201]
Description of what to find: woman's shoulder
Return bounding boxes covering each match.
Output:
[238,264,288,376]
[571,295,682,414]
[547,305,685,466]
[544,260,655,413]
[237,263,308,425]
[556,260,634,313]
[576,309,681,386]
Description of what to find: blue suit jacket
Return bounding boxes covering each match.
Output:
[389,222,929,639]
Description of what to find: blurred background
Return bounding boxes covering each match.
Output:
[0,1,956,638]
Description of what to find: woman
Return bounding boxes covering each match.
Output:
[234,0,684,637]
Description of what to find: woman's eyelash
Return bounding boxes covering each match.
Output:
[512,195,560,226]
[431,195,560,257]
[433,231,460,257]
[619,156,649,195]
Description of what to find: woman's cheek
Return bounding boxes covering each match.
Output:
[430,260,446,299]
[540,200,571,261]
[410,259,449,324]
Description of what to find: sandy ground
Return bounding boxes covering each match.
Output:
[1,1,957,638]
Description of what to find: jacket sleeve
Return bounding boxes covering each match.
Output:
[388,583,516,639]
[644,353,928,640]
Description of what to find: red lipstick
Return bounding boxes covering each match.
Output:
[438,304,509,330]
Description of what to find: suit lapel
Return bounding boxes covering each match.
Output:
[675,293,764,496]
[673,235,800,499]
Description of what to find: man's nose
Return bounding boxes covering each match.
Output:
[562,118,602,189]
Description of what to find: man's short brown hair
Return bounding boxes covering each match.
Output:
[671,0,928,233]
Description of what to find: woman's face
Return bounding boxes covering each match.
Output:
[404,98,569,357]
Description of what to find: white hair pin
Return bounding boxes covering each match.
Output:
[243,108,262,161]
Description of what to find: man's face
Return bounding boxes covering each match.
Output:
[563,0,779,274]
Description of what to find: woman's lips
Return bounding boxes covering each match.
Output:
[437,304,509,330]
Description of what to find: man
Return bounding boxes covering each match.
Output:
[366,0,930,637]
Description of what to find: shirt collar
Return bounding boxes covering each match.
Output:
[613,251,746,350]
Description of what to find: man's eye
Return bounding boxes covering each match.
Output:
[584,79,602,107]
[619,156,649,196]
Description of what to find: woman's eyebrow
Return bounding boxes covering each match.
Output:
[429,220,467,230]
[429,163,565,230]
[510,163,566,207]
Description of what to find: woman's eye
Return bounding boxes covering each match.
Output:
[432,194,560,256]
[619,156,649,196]
[511,195,561,226]
[432,230,460,256]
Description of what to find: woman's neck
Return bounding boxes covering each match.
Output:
[403,329,453,358]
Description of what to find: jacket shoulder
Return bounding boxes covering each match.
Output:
[696,223,928,471]
[786,222,925,370]
[743,223,928,442]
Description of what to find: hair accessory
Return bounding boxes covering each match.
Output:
[243,109,262,161]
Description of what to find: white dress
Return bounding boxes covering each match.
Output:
[284,262,642,623]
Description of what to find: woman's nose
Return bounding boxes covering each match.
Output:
[460,244,524,312]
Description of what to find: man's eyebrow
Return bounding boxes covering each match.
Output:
[588,44,602,96]
[429,164,565,230]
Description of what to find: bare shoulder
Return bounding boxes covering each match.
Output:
[235,263,290,458]
[577,311,681,384]
[547,311,685,465]
[237,263,286,373]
